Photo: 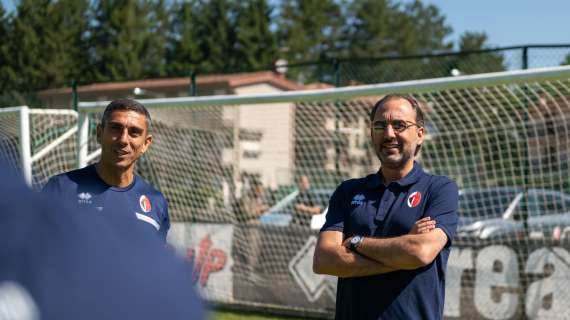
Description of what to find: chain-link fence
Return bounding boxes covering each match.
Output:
[279,45,570,88]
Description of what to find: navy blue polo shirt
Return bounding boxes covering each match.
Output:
[321,162,458,320]
[43,164,170,241]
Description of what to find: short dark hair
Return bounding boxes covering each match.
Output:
[100,99,152,131]
[369,94,424,127]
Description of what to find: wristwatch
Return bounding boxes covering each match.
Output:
[349,235,364,252]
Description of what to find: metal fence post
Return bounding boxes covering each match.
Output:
[334,60,341,180]
[189,70,197,96]
[73,81,89,169]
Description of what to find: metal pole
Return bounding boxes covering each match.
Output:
[190,70,197,96]
[522,46,529,70]
[334,60,341,181]
[19,106,32,186]
[520,45,530,315]
[73,81,89,168]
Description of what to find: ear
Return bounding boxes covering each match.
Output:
[417,126,426,144]
[140,134,153,154]
[96,125,102,144]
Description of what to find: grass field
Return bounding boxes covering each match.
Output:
[212,310,307,320]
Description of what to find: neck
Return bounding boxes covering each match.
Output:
[381,161,414,185]
[95,162,134,188]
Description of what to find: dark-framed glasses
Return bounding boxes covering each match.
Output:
[373,119,421,133]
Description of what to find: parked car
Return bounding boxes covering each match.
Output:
[259,188,333,230]
[457,187,570,240]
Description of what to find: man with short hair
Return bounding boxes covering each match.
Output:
[313,94,458,320]
[43,99,170,241]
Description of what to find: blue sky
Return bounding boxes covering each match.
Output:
[420,0,570,48]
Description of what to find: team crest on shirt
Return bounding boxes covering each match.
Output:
[407,191,422,208]
[139,195,152,213]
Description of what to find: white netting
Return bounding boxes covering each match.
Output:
[45,66,570,318]
[0,108,23,169]
[28,109,78,189]
[0,107,78,189]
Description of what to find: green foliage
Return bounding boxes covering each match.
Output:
[4,0,88,91]
[452,31,507,74]
[562,53,570,66]
[0,0,516,105]
[278,0,344,62]
[345,0,452,57]
[165,0,202,76]
[234,0,277,70]
[89,0,168,82]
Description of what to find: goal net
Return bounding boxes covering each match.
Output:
[0,107,78,189]
[72,65,570,318]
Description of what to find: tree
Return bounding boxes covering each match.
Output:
[165,0,202,76]
[278,0,344,62]
[341,0,453,84]
[561,53,570,66]
[89,0,168,82]
[345,0,451,57]
[4,0,89,92]
[234,0,277,70]
[191,0,239,73]
[44,0,90,87]
[0,3,12,91]
[451,31,506,74]
[343,0,398,58]
[396,0,452,55]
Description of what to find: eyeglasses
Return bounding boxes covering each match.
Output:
[372,119,421,133]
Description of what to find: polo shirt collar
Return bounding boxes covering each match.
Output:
[366,161,424,189]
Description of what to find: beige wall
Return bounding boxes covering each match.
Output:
[230,84,295,188]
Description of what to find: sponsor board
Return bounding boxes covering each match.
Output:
[167,222,234,302]
[288,236,336,302]
[286,239,570,318]
[445,245,570,319]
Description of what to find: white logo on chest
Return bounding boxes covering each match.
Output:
[351,194,366,205]
[77,192,92,204]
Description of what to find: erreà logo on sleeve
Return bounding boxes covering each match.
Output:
[407,191,422,208]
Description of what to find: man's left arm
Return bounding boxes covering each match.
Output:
[345,180,459,270]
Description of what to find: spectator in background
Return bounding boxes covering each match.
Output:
[291,175,322,227]
[236,178,269,223]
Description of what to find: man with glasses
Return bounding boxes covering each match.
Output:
[313,94,458,320]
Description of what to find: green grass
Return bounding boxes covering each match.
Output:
[212,310,306,320]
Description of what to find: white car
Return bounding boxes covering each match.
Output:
[259,188,333,230]
[457,187,570,240]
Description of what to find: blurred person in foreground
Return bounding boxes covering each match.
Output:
[0,160,205,320]
[43,99,170,241]
[313,94,458,320]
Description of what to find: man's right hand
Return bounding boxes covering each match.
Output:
[409,217,436,235]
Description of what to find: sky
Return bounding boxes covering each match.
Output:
[420,0,570,48]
